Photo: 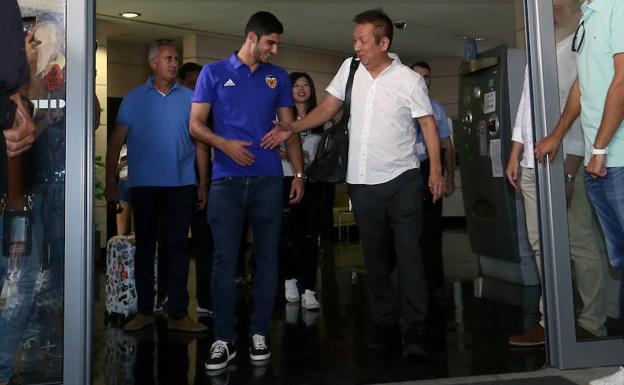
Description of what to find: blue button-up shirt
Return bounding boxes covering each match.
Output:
[193,52,294,179]
[116,78,196,188]
[415,99,451,161]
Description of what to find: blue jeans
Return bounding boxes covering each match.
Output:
[0,207,44,382]
[208,176,283,343]
[584,168,624,322]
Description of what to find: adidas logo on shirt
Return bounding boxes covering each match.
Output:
[224,79,236,87]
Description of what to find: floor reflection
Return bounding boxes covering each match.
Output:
[93,230,547,385]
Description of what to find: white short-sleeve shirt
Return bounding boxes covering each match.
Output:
[326,54,433,185]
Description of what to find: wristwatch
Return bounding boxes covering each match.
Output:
[294,172,306,180]
[591,145,608,155]
[564,172,575,183]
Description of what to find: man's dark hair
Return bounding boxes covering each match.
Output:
[244,11,283,39]
[411,61,431,72]
[178,62,202,81]
[353,9,394,49]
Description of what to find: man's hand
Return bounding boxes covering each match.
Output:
[428,173,445,203]
[444,175,455,197]
[535,134,562,165]
[222,139,255,166]
[586,155,608,179]
[505,156,520,189]
[197,183,208,210]
[289,177,305,204]
[4,99,36,158]
[261,121,293,149]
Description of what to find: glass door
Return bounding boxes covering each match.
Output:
[0,0,92,384]
[525,0,624,368]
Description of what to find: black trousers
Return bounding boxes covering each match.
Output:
[280,178,322,291]
[193,204,213,309]
[419,158,445,291]
[130,185,195,319]
[348,169,427,333]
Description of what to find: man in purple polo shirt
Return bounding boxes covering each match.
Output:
[189,12,304,370]
[105,40,207,334]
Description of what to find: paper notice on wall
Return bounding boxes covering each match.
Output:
[489,138,503,178]
[484,91,496,114]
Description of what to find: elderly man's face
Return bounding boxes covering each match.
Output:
[150,46,179,82]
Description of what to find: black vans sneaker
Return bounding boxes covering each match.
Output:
[205,340,237,370]
[249,334,271,361]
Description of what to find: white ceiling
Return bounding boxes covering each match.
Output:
[96,0,518,61]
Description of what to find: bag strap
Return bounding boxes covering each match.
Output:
[341,57,360,128]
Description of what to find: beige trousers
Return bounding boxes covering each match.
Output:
[520,167,617,335]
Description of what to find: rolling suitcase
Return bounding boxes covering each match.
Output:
[105,234,158,317]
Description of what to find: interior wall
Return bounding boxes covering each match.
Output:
[95,28,108,247]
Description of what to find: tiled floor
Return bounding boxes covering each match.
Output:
[89,229,569,385]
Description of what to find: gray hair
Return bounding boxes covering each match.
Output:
[148,40,174,62]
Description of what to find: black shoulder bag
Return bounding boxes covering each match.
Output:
[307,58,360,183]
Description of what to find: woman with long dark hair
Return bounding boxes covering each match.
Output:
[280,72,325,312]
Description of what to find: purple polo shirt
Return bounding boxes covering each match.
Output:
[193,52,294,180]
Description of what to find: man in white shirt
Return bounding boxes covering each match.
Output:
[505,0,615,346]
[262,8,445,357]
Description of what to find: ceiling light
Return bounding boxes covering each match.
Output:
[120,11,141,18]
[459,36,487,42]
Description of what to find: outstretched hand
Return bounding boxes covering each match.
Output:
[261,121,294,149]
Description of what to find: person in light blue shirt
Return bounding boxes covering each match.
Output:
[411,61,456,296]
[105,40,207,335]
[536,3,624,380]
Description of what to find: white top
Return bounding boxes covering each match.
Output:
[281,132,321,176]
[326,54,433,185]
[511,34,584,168]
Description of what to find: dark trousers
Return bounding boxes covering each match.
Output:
[193,205,213,309]
[281,178,322,291]
[348,169,428,333]
[209,176,283,342]
[130,185,195,319]
[419,158,444,291]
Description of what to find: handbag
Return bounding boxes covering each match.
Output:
[307,57,360,183]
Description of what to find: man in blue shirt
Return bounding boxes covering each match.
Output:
[105,40,207,334]
[411,61,456,297]
[190,11,304,370]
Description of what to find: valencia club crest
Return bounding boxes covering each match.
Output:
[265,75,278,89]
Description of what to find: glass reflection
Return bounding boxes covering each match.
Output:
[550,0,621,340]
[0,1,66,384]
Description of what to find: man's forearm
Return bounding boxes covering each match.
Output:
[292,95,342,133]
[190,119,229,152]
[441,137,454,176]
[105,127,127,185]
[420,117,442,176]
[196,141,211,186]
[285,134,304,173]
[552,79,581,140]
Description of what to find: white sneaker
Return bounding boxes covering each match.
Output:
[197,306,213,316]
[284,279,299,302]
[285,302,299,325]
[590,367,624,385]
[301,289,320,310]
[301,309,319,326]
